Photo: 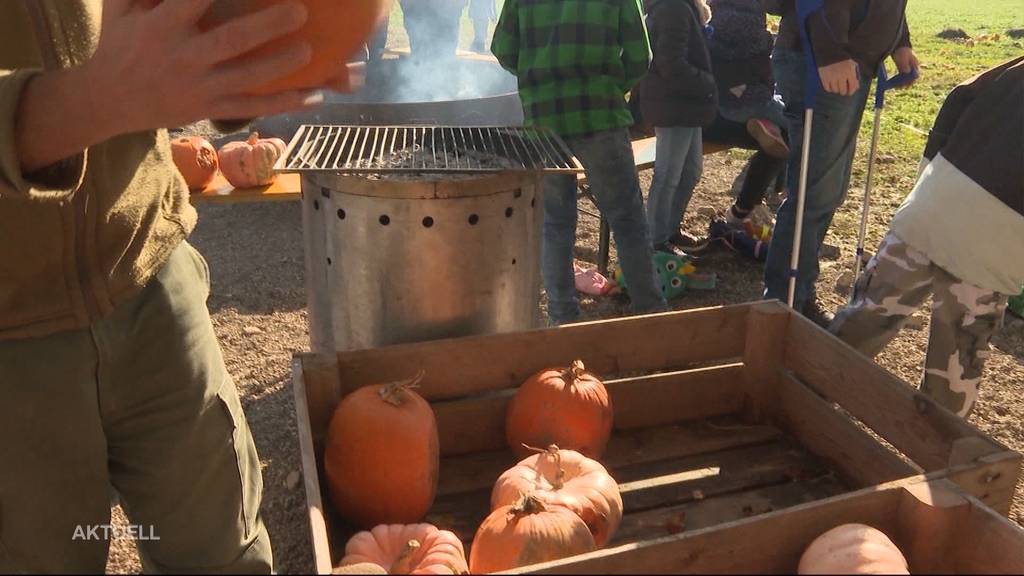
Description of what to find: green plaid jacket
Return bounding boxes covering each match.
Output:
[491,0,651,138]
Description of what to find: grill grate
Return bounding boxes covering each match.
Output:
[275,125,582,174]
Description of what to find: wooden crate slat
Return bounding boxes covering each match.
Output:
[953,489,1024,572]
[435,419,783,498]
[334,305,750,401]
[432,363,746,457]
[940,450,1023,516]
[775,371,920,488]
[291,358,335,575]
[783,315,1003,471]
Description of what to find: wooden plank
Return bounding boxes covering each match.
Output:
[783,314,1004,471]
[435,419,783,498]
[742,301,790,422]
[895,479,971,574]
[503,480,905,574]
[190,173,301,204]
[291,358,334,575]
[940,450,1023,516]
[609,475,849,546]
[299,354,344,444]
[953,491,1024,573]
[432,363,747,457]
[335,304,751,401]
[775,371,919,488]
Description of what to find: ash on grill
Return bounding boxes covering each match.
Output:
[363,144,521,181]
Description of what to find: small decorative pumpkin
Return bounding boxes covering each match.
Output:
[505,360,613,459]
[491,445,622,547]
[798,524,910,574]
[338,524,468,574]
[170,136,219,191]
[469,493,596,573]
[217,133,286,188]
[198,0,391,94]
[324,372,440,528]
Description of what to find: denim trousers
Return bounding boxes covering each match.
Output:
[763,48,870,309]
[646,126,704,246]
[543,128,667,324]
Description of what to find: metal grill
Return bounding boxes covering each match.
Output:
[276,125,582,174]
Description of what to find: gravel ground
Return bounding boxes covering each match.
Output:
[103,147,1023,574]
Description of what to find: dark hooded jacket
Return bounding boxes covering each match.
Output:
[635,0,718,128]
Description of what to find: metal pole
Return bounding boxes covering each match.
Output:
[787,108,815,308]
[851,105,884,295]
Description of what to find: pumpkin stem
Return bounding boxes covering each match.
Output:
[561,359,587,388]
[389,539,421,573]
[247,132,260,145]
[509,492,547,518]
[378,370,426,406]
[522,443,567,490]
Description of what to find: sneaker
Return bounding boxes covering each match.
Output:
[726,205,751,227]
[668,230,710,255]
[747,118,790,160]
[653,242,692,260]
[801,299,836,329]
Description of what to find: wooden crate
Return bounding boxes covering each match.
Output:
[292,301,1023,574]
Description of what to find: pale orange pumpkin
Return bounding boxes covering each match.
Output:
[491,445,622,547]
[469,493,596,573]
[798,524,910,574]
[324,372,440,528]
[217,133,286,189]
[338,524,468,574]
[505,360,613,459]
[198,0,391,94]
[170,136,219,191]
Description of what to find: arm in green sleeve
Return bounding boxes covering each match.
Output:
[619,0,651,93]
[0,68,87,203]
[491,0,521,75]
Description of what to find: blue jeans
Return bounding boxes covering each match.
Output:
[764,48,870,309]
[542,129,667,325]
[646,126,704,246]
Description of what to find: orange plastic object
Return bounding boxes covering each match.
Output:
[199,0,392,94]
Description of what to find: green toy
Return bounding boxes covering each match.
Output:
[1010,289,1024,318]
[612,252,716,301]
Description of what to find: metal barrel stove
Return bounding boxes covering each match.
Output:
[279,120,580,352]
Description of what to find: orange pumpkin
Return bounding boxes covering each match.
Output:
[217,133,286,188]
[338,524,468,574]
[491,445,622,547]
[505,360,613,459]
[170,136,219,191]
[324,372,440,528]
[469,493,596,573]
[199,0,391,94]
[798,524,910,574]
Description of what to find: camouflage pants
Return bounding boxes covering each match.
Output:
[831,233,1008,417]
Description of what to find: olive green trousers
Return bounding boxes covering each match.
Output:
[0,242,273,574]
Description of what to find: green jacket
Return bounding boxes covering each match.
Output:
[491,0,651,138]
[0,1,195,340]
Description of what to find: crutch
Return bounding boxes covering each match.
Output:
[787,0,824,308]
[849,63,919,297]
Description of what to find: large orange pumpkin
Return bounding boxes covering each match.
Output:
[324,372,439,528]
[798,524,910,574]
[338,524,468,574]
[505,360,613,459]
[199,0,391,94]
[491,445,622,547]
[170,136,219,191]
[469,493,596,574]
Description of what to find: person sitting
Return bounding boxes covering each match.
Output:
[635,0,718,257]
[703,0,789,228]
[830,57,1024,418]
[492,0,668,325]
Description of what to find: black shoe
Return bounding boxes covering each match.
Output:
[801,299,835,329]
[653,242,700,264]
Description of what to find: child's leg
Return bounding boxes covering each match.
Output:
[830,233,934,357]
[923,270,1008,417]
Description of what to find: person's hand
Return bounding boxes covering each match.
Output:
[818,59,860,96]
[84,0,336,139]
[891,47,920,88]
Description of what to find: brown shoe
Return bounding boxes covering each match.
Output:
[747,118,791,160]
[668,230,710,255]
